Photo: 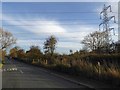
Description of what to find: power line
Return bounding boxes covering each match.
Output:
[2,23,117,26]
[2,11,117,13]
[2,12,117,15]
[1,19,100,21]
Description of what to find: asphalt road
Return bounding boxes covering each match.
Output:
[2,58,89,88]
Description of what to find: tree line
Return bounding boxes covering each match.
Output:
[7,30,120,65]
[0,28,120,64]
[0,28,120,86]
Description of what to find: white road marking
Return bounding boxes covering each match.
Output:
[2,67,18,72]
[12,68,15,71]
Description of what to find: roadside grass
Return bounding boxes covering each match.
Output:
[36,59,120,86]
[45,60,120,86]
[62,60,120,86]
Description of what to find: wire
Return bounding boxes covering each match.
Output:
[1,24,101,26]
[2,11,117,13]
[1,19,100,21]
[2,23,117,26]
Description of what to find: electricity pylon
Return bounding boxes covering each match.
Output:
[99,4,116,52]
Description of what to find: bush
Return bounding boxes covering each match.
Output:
[53,64,70,73]
[80,53,120,65]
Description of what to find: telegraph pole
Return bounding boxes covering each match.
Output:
[99,4,116,53]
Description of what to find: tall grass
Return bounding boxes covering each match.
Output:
[14,53,120,86]
[68,59,120,86]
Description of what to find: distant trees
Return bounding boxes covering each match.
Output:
[9,46,26,59]
[44,35,57,64]
[81,31,111,53]
[9,46,43,63]
[6,29,119,68]
[9,46,19,58]
[26,46,43,63]
[8,35,58,64]
[0,28,16,50]
[17,49,26,59]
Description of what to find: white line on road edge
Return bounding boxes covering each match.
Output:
[19,70,23,74]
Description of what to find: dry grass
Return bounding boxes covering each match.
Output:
[73,60,120,82]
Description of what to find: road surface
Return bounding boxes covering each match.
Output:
[2,58,89,88]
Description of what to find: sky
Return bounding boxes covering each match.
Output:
[1,0,119,2]
[1,1,118,54]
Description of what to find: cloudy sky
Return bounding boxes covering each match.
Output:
[1,1,118,54]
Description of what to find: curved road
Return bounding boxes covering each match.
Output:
[2,58,89,88]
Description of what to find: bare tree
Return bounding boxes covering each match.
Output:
[0,28,16,50]
[81,31,111,53]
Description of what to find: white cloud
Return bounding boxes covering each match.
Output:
[3,15,66,34]
[0,3,2,27]
[56,27,97,42]
[57,42,81,48]
[0,14,1,21]
[21,20,67,34]
[17,39,43,46]
[3,14,97,37]
[3,15,98,53]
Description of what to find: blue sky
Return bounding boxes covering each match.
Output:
[2,2,118,54]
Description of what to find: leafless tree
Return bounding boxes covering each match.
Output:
[81,31,111,53]
[0,28,16,50]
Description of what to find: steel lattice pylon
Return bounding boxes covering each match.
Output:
[99,4,116,52]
